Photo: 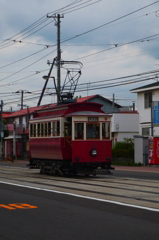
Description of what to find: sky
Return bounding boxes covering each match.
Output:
[0,0,159,111]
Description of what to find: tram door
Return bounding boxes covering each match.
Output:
[64,121,72,147]
[64,122,72,137]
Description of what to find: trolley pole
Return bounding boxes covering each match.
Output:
[47,13,64,104]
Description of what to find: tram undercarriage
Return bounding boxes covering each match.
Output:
[29,159,114,176]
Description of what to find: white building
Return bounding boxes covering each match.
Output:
[111,111,139,145]
[131,82,159,136]
[130,82,159,165]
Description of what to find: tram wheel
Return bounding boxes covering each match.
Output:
[40,163,45,174]
[51,162,56,175]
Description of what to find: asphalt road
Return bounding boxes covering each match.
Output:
[0,161,159,240]
[1,182,159,240]
[114,169,159,180]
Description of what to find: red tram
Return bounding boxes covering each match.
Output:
[29,101,113,176]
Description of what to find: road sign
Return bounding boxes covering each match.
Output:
[154,101,159,124]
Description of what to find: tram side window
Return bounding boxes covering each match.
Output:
[44,122,48,137]
[33,124,36,137]
[37,123,40,137]
[64,123,72,137]
[41,123,44,137]
[30,124,33,137]
[53,121,60,136]
[75,123,84,139]
[102,122,110,139]
[87,123,99,139]
[48,122,51,136]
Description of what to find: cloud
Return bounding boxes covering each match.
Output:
[0,0,159,110]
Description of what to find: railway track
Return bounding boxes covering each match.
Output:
[0,165,159,210]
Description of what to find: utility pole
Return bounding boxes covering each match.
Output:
[0,100,4,160]
[57,14,62,104]
[47,13,64,104]
[112,93,115,113]
[15,90,31,109]
[21,90,23,110]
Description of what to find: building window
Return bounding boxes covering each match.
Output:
[144,92,152,108]
[142,128,150,136]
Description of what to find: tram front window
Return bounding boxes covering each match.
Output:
[87,123,99,139]
[102,122,110,139]
[75,123,84,139]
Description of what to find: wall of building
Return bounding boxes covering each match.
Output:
[134,135,148,165]
[137,90,159,136]
[111,113,139,133]
[137,92,151,135]
[112,132,138,145]
[117,132,138,142]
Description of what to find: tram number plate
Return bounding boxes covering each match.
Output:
[88,117,98,122]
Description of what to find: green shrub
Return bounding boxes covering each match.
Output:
[112,138,134,159]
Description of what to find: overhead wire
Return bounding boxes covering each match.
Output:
[0,0,94,49]
[75,33,159,61]
[1,0,159,107]
[61,1,159,44]
[60,0,101,15]
[2,71,158,106]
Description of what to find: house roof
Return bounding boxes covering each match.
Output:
[130,82,159,93]
[76,94,122,108]
[76,95,97,102]
[2,112,12,118]
[4,104,56,119]
[3,94,121,119]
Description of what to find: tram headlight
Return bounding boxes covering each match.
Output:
[90,149,98,156]
[75,157,79,161]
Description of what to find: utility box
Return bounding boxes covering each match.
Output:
[134,135,148,165]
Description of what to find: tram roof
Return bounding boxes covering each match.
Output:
[65,111,108,117]
[33,102,105,118]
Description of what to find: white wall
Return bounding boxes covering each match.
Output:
[137,90,159,136]
[138,93,151,124]
[111,113,139,133]
[117,132,138,142]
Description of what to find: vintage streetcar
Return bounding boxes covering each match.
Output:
[29,101,114,176]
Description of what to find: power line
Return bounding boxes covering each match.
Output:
[74,33,159,60]
[61,1,159,44]
[61,0,101,14]
[0,1,95,49]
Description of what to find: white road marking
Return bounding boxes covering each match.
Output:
[0,180,159,212]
